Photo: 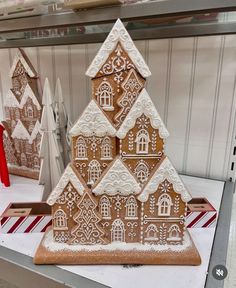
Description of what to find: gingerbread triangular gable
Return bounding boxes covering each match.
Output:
[138,156,192,203]
[86,19,151,79]
[11,120,31,141]
[93,157,141,196]
[70,99,116,137]
[4,89,20,108]
[10,48,37,78]
[20,83,41,110]
[47,164,87,206]
[116,88,169,140]
[29,120,41,144]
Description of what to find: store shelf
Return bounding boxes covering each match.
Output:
[0,22,235,48]
[0,0,236,32]
[0,0,235,47]
[0,175,233,288]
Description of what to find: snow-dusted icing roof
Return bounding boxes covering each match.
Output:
[116,88,169,140]
[70,100,116,137]
[93,158,141,196]
[20,83,41,110]
[4,90,20,108]
[138,157,192,203]
[10,49,37,78]
[11,120,31,141]
[47,164,87,206]
[86,19,151,78]
[5,84,41,111]
[11,119,41,144]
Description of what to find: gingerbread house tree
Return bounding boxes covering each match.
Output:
[69,190,108,245]
[3,49,42,179]
[34,19,201,265]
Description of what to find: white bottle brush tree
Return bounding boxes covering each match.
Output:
[54,78,71,165]
[39,78,64,199]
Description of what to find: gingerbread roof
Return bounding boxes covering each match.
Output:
[138,156,192,203]
[70,99,116,137]
[86,19,151,78]
[93,157,141,196]
[47,164,87,206]
[10,48,37,78]
[29,120,41,144]
[11,120,31,141]
[5,83,41,111]
[4,90,20,108]
[116,88,169,140]
[20,83,41,110]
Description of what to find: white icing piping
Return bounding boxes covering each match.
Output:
[116,88,169,140]
[69,100,116,137]
[138,157,192,203]
[47,164,86,206]
[93,158,141,195]
[86,19,151,78]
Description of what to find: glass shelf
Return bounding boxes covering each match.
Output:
[0,0,235,48]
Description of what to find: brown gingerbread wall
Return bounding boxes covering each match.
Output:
[72,135,116,185]
[52,182,81,243]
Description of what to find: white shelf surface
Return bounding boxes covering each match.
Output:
[0,174,224,288]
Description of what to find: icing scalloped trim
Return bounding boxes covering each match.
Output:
[138,157,192,203]
[47,164,86,206]
[116,88,169,140]
[69,100,116,137]
[93,158,141,196]
[86,19,151,78]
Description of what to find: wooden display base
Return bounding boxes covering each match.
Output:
[9,165,39,180]
[34,228,201,265]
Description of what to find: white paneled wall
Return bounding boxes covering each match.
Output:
[0,35,235,181]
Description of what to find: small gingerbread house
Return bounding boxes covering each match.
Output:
[34,19,201,265]
[3,49,42,179]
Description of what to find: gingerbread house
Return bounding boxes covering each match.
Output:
[3,49,42,179]
[34,19,201,265]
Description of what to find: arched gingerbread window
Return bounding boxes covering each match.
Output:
[100,196,111,219]
[101,137,112,159]
[76,136,87,159]
[54,209,68,230]
[88,160,101,185]
[21,153,27,167]
[27,106,33,118]
[34,157,39,168]
[125,196,138,219]
[167,224,181,241]
[157,194,173,216]
[134,161,149,183]
[111,219,125,242]
[135,129,150,154]
[96,81,114,111]
[145,224,159,240]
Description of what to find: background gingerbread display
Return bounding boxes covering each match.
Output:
[34,19,201,265]
[3,48,42,179]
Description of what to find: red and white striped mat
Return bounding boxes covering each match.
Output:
[1,215,52,233]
